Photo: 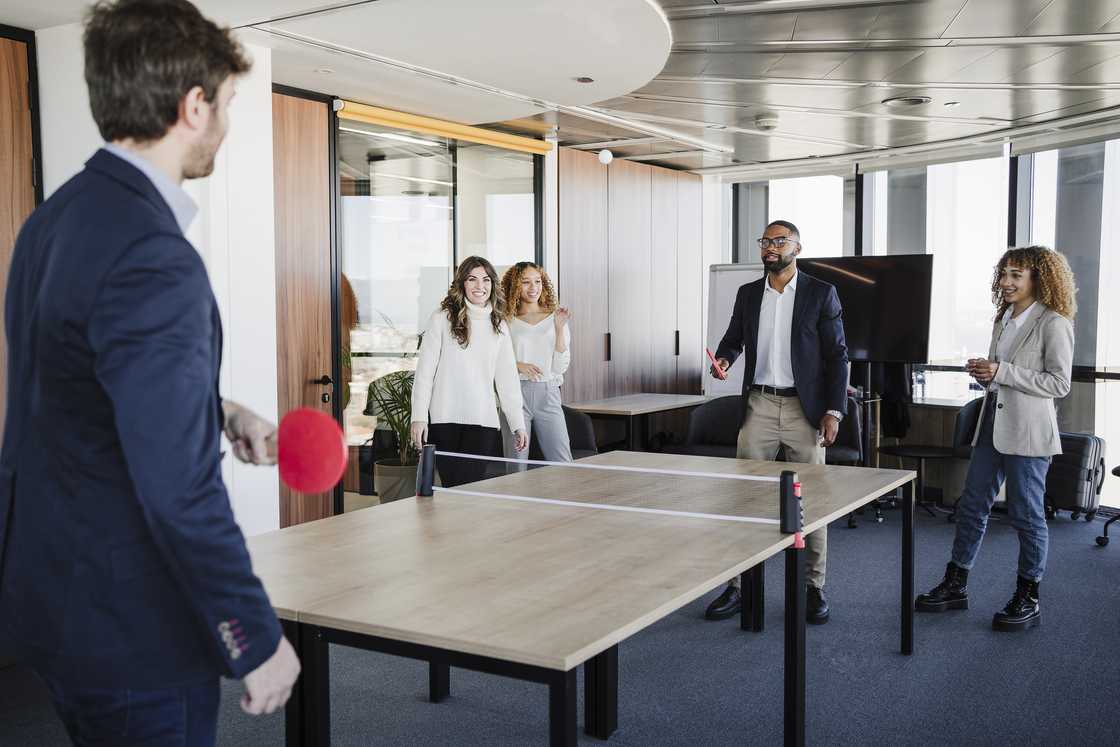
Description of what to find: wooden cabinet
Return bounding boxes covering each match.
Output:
[559,148,704,411]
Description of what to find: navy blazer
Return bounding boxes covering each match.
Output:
[0,150,281,689]
[715,270,850,426]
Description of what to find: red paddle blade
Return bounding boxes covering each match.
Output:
[277,408,347,494]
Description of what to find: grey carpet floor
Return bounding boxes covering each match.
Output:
[2,506,1117,745]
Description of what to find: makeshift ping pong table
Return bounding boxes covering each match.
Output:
[248,450,917,746]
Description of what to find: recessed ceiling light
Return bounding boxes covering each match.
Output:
[315,67,335,75]
[575,76,595,84]
[944,101,961,108]
[882,95,932,107]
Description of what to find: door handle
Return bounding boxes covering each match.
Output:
[312,375,333,386]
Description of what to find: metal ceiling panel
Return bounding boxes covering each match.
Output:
[866,0,968,40]
[714,13,800,42]
[947,47,1068,84]
[763,50,861,78]
[1024,0,1120,35]
[789,7,881,41]
[881,46,1006,82]
[661,53,715,75]
[695,52,790,75]
[942,0,1057,38]
[1011,46,1120,84]
[824,49,928,81]
[669,18,721,43]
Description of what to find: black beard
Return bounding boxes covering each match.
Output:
[763,254,794,273]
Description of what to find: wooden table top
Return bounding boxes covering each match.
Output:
[249,451,914,671]
[566,392,712,416]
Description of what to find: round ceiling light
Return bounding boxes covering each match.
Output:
[882,95,932,107]
[944,101,961,108]
[314,67,335,75]
[575,76,595,84]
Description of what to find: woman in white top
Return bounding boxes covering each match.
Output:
[410,256,527,487]
[499,262,573,463]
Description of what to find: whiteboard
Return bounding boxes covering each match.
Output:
[705,263,765,396]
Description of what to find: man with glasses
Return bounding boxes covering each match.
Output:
[706,220,849,625]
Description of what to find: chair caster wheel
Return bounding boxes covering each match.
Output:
[1097,536,1110,547]
[1071,511,1081,521]
[1085,511,1096,522]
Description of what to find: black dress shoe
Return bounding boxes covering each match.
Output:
[993,576,1041,632]
[705,584,741,620]
[807,586,829,625]
[915,561,969,612]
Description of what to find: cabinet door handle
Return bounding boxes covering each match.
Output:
[675,330,680,356]
[606,332,612,362]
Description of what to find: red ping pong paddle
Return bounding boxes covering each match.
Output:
[705,347,727,380]
[266,408,348,494]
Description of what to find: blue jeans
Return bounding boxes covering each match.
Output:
[37,673,220,746]
[951,397,1051,581]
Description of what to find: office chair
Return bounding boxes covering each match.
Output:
[524,405,599,463]
[682,395,742,459]
[878,396,983,522]
[1095,465,1120,547]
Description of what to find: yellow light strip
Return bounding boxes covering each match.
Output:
[337,101,552,156]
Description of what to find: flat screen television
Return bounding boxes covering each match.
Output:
[798,255,932,363]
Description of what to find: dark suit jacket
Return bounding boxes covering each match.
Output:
[0,150,281,689]
[715,270,849,425]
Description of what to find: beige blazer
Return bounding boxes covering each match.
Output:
[973,304,1074,457]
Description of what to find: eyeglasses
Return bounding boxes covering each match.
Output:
[757,236,798,250]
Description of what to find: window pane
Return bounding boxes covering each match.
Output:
[455,144,535,272]
[926,156,1009,362]
[1030,149,1058,248]
[766,175,843,257]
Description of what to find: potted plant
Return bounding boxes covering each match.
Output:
[364,370,418,502]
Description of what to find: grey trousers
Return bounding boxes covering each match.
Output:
[730,390,829,590]
[502,381,573,464]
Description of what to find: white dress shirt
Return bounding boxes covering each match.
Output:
[754,270,798,388]
[991,301,1040,393]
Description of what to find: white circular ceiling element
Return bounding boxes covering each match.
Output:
[256,0,672,124]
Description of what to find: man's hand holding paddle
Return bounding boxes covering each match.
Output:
[223,401,277,465]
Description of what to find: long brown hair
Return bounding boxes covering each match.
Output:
[440,256,505,347]
[990,246,1077,320]
[500,261,558,318]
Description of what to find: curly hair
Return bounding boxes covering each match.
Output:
[500,261,558,318]
[441,256,506,347]
[990,246,1077,320]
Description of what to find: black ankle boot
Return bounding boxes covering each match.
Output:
[915,562,969,612]
[992,576,1041,632]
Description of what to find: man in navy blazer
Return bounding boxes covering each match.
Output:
[707,220,850,625]
[0,1,298,743]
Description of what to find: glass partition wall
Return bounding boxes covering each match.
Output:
[336,120,538,511]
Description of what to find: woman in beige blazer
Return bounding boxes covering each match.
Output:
[916,246,1076,632]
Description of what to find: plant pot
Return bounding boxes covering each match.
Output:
[375,459,418,503]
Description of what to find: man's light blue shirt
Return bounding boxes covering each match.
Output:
[102,143,198,234]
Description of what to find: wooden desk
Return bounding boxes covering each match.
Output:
[566,393,710,450]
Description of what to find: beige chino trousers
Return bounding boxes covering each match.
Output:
[730,390,828,589]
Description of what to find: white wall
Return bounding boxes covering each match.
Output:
[35,25,282,533]
[700,175,729,394]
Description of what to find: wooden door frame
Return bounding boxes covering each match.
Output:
[1,24,44,205]
[272,83,344,516]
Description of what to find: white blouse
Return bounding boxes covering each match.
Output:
[410,304,526,432]
[509,314,571,387]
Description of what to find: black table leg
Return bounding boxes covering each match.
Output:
[429,659,450,702]
[282,620,303,747]
[300,624,330,746]
[902,478,915,656]
[549,669,577,747]
[784,545,806,747]
[584,646,618,739]
[741,564,765,632]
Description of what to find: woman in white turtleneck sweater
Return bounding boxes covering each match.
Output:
[409,256,527,487]
[499,262,573,464]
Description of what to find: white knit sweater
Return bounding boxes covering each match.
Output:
[410,303,526,432]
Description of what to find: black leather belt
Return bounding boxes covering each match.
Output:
[751,384,798,397]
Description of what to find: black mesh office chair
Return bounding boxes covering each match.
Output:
[878,396,983,522]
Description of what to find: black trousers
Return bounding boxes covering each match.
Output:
[427,422,501,488]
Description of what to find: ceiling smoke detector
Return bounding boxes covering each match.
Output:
[754,113,779,131]
[882,95,932,107]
